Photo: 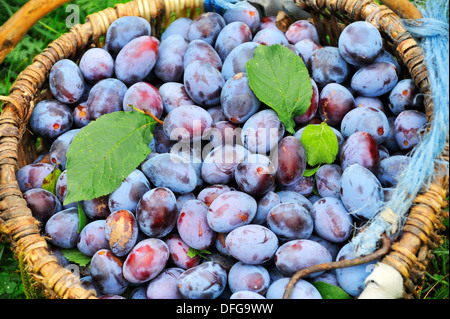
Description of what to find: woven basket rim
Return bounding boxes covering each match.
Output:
[0,0,448,299]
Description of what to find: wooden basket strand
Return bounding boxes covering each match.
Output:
[0,0,448,299]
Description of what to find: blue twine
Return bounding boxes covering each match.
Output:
[352,0,449,256]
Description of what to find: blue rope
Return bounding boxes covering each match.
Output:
[352,0,449,256]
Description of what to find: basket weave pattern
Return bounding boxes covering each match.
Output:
[0,0,448,299]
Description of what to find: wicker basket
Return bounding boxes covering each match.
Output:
[0,0,448,299]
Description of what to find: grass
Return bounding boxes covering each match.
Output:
[0,0,448,300]
[0,237,26,299]
[417,215,449,299]
[0,236,43,299]
[0,0,130,98]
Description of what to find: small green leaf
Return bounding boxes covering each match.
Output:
[187,247,211,261]
[312,281,352,299]
[64,111,156,205]
[246,44,312,134]
[77,202,87,234]
[61,248,92,267]
[312,180,320,196]
[41,166,62,194]
[300,122,339,167]
[303,164,321,177]
[4,281,17,294]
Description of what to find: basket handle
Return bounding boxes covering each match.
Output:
[379,0,423,20]
[0,0,71,64]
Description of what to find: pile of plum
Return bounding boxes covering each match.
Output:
[17,2,427,299]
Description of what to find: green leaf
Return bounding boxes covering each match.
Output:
[77,202,87,234]
[61,248,92,267]
[41,166,62,195]
[246,44,312,134]
[300,122,339,167]
[187,247,211,261]
[312,281,352,299]
[64,111,156,205]
[303,164,321,177]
